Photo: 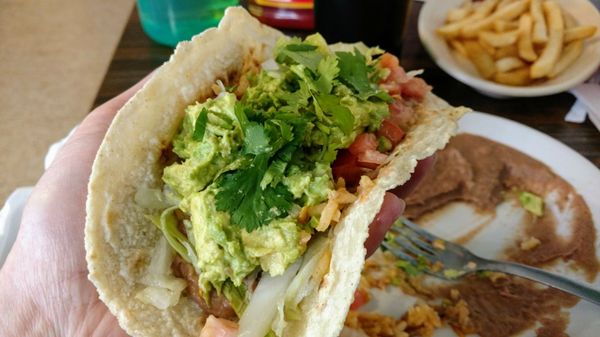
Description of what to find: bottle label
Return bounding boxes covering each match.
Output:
[255,0,313,10]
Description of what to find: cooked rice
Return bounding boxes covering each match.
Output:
[345,311,409,337]
[362,251,418,295]
[406,304,442,337]
[346,251,479,337]
[442,299,476,334]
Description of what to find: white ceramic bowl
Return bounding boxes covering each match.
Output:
[418,0,600,98]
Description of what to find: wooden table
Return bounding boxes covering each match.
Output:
[93,3,600,168]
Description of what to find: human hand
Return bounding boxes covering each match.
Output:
[364,157,435,257]
[0,75,150,337]
[0,72,434,336]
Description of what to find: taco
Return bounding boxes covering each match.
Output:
[85,7,467,337]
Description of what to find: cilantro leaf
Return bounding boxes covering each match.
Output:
[215,154,267,231]
[277,44,323,73]
[286,43,318,52]
[280,82,311,113]
[215,154,294,232]
[263,184,295,218]
[316,94,355,134]
[214,108,309,231]
[261,117,308,188]
[234,102,249,133]
[244,123,271,155]
[265,119,294,150]
[260,159,288,189]
[336,49,375,98]
[315,55,339,94]
[192,108,209,141]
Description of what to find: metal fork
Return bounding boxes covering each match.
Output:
[382,218,600,306]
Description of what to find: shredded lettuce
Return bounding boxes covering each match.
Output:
[136,237,187,309]
[238,261,302,337]
[135,285,185,310]
[134,186,177,210]
[147,206,197,265]
[272,236,330,333]
[223,281,249,317]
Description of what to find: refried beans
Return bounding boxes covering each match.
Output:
[401,133,599,337]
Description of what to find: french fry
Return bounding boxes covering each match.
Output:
[479,30,520,47]
[564,25,598,43]
[494,20,520,32]
[562,11,577,29]
[439,0,593,85]
[494,67,531,85]
[464,40,497,78]
[438,21,468,38]
[518,13,538,61]
[531,1,564,79]
[478,37,498,56]
[472,0,501,17]
[461,0,529,38]
[496,56,526,72]
[447,7,473,23]
[496,44,519,58]
[437,0,499,38]
[449,39,468,57]
[534,43,545,55]
[530,0,548,43]
[549,39,584,78]
[498,0,520,9]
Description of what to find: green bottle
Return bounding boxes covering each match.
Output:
[137,0,239,47]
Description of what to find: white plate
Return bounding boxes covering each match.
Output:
[418,0,600,98]
[421,112,600,337]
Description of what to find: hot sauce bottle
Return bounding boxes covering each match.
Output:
[246,0,314,30]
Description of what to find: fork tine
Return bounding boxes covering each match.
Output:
[390,219,437,254]
[390,219,437,255]
[401,217,438,241]
[382,241,417,263]
[404,232,437,255]
[394,236,436,259]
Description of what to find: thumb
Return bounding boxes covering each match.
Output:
[364,192,405,257]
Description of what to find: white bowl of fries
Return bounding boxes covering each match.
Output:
[419,0,600,97]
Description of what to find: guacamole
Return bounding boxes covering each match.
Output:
[156,34,391,308]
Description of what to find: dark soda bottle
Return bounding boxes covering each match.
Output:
[314,0,411,54]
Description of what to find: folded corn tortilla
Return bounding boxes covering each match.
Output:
[85,7,468,337]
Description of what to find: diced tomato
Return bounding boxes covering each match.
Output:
[401,77,432,100]
[350,289,369,310]
[379,53,400,75]
[357,150,388,169]
[391,66,409,83]
[379,53,408,91]
[333,149,357,167]
[377,119,405,147]
[379,81,401,96]
[348,133,378,156]
[199,315,238,337]
[332,150,365,187]
[378,52,431,101]
[388,99,414,130]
